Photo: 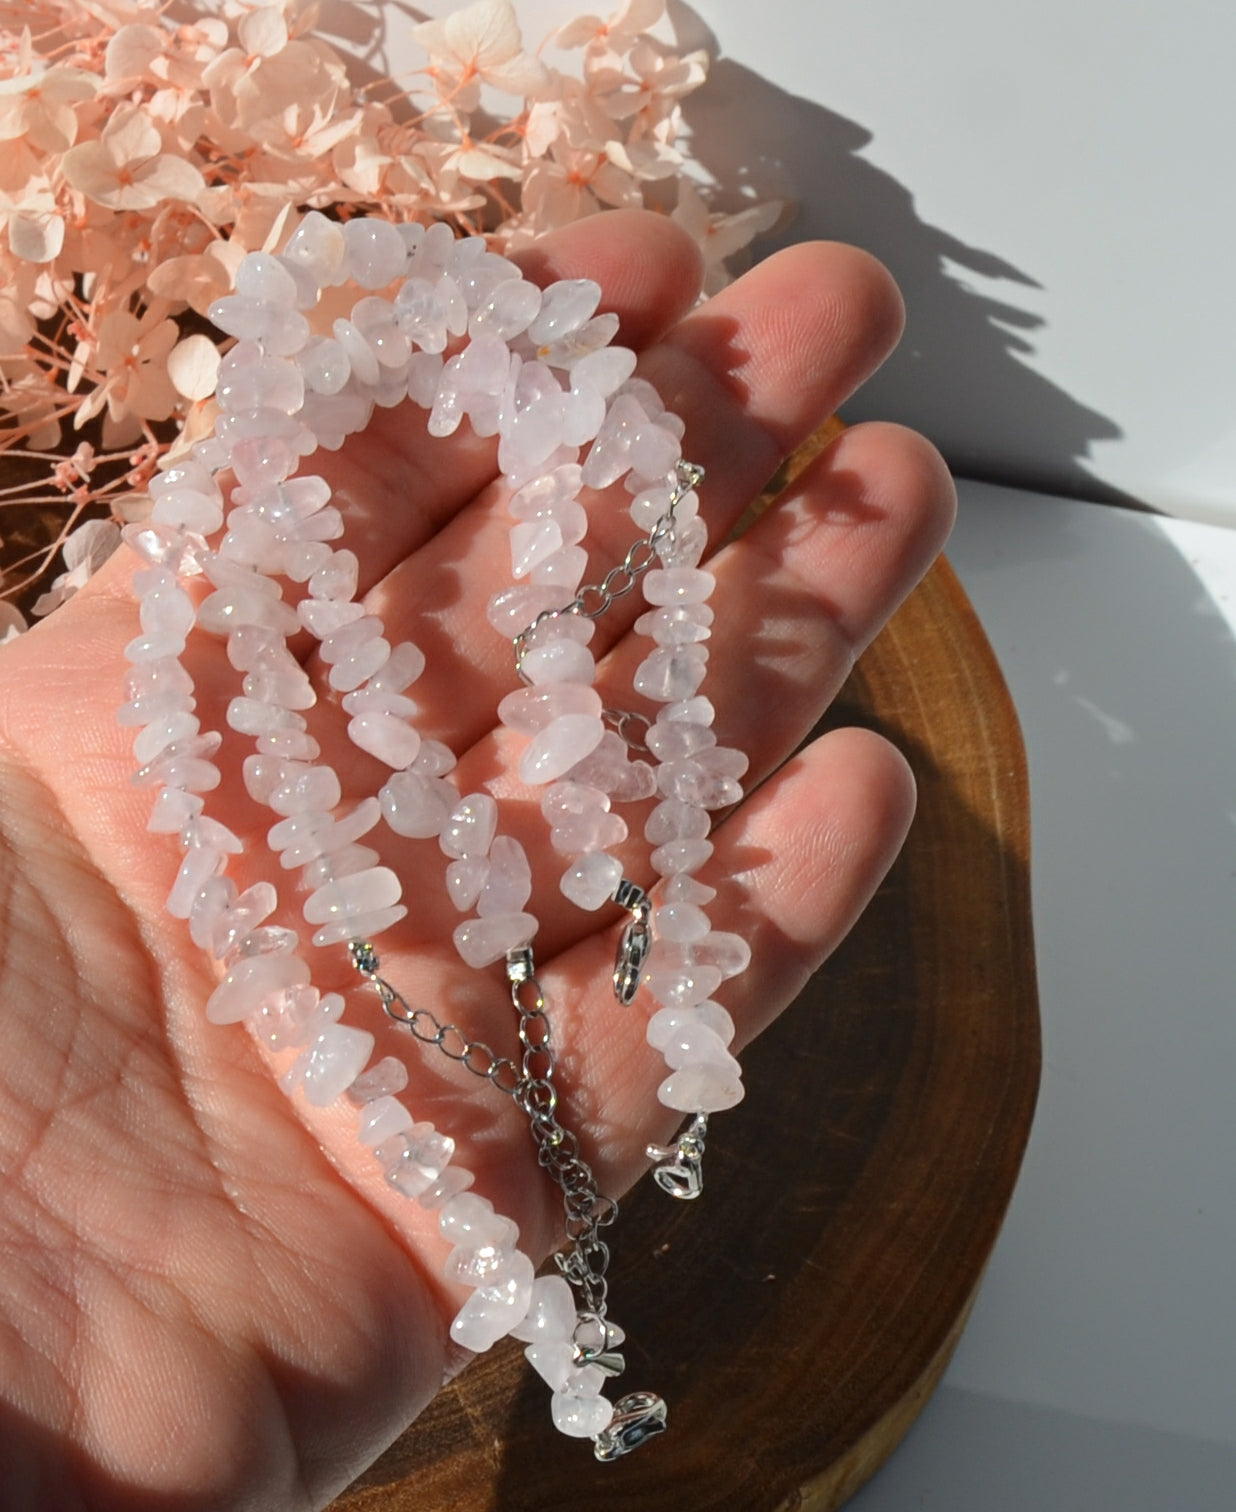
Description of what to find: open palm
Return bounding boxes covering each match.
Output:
[0,212,953,1510]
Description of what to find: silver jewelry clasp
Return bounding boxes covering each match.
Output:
[592,1391,669,1461]
[612,879,651,1004]
[572,1311,626,1378]
[645,1113,709,1201]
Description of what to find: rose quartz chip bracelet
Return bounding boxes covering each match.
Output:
[120,211,749,1459]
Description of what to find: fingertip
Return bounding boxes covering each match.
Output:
[784,725,917,935]
[795,421,957,642]
[514,209,704,347]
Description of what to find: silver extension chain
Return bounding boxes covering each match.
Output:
[512,459,704,682]
[349,940,617,1317]
[506,945,617,1315]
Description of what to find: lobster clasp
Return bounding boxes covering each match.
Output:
[593,1392,669,1461]
[611,879,652,1005]
[646,1113,709,1201]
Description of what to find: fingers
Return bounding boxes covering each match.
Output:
[363,237,909,755]
[639,239,905,515]
[535,724,918,1200]
[596,420,957,787]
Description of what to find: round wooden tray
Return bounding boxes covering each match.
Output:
[332,553,1041,1512]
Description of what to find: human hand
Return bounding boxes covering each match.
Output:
[0,209,954,1509]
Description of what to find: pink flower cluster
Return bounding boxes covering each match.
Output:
[0,0,780,629]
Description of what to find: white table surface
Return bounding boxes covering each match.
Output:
[843,479,1236,1509]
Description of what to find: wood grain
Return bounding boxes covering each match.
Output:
[333,553,1041,1512]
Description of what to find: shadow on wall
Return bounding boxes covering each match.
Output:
[319,0,1140,508]
[671,8,1143,509]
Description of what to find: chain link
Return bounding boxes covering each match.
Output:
[351,944,522,1096]
[601,706,651,752]
[511,459,704,682]
[509,959,617,1316]
[351,941,617,1315]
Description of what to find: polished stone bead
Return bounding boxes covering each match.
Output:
[376,1125,452,1199]
[571,344,637,397]
[657,512,708,568]
[646,1001,736,1052]
[642,962,723,1009]
[633,645,707,702]
[267,765,341,816]
[418,1166,475,1209]
[357,1094,415,1146]
[330,638,391,693]
[283,210,347,285]
[136,567,196,640]
[207,950,311,1024]
[693,930,752,979]
[444,1242,521,1287]
[550,1388,614,1438]
[518,712,605,785]
[242,661,316,711]
[446,856,489,912]
[644,798,711,845]
[654,901,711,944]
[520,637,596,686]
[660,873,717,906]
[209,881,279,958]
[299,335,351,395]
[235,250,300,308]
[439,793,498,859]
[529,544,588,590]
[379,770,454,838]
[498,682,602,736]
[298,597,365,637]
[527,279,600,346]
[198,584,298,638]
[226,697,305,740]
[304,866,403,929]
[215,345,304,416]
[525,1340,576,1389]
[131,732,222,793]
[448,1250,535,1353]
[147,785,205,834]
[471,276,541,339]
[560,851,623,910]
[657,1057,744,1114]
[650,836,714,875]
[439,1192,519,1250]
[166,840,224,919]
[476,836,532,917]
[250,984,339,1051]
[642,567,715,606]
[346,1056,409,1105]
[509,1274,576,1344]
[510,517,563,578]
[453,912,538,968]
[282,1022,376,1106]
[659,1019,734,1071]
[646,719,716,761]
[581,392,646,489]
[342,215,408,289]
[348,711,420,769]
[566,732,657,802]
[300,843,382,892]
[133,708,200,764]
[352,296,411,368]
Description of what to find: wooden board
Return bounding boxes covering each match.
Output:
[333,552,1041,1512]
